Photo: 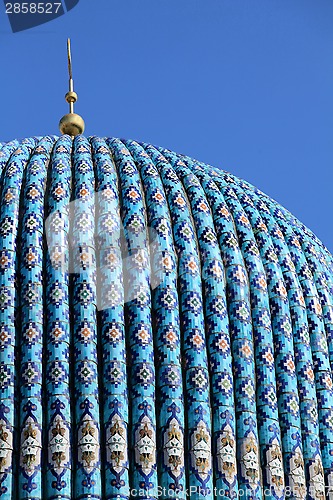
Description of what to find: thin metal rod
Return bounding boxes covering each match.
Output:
[67,38,74,112]
[67,38,73,80]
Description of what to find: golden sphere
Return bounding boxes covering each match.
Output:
[65,91,78,103]
[59,113,85,136]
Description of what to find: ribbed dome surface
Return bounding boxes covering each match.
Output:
[0,135,332,500]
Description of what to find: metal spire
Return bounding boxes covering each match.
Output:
[67,38,73,80]
[59,38,85,136]
[67,38,74,112]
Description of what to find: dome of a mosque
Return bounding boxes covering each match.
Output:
[0,135,332,500]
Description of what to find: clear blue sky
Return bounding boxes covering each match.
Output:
[1,1,332,252]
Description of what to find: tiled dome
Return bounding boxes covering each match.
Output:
[0,135,332,500]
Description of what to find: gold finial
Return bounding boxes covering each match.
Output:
[59,38,85,137]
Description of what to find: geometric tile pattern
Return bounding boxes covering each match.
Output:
[0,136,332,499]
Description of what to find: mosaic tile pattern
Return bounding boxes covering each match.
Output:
[0,136,332,499]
